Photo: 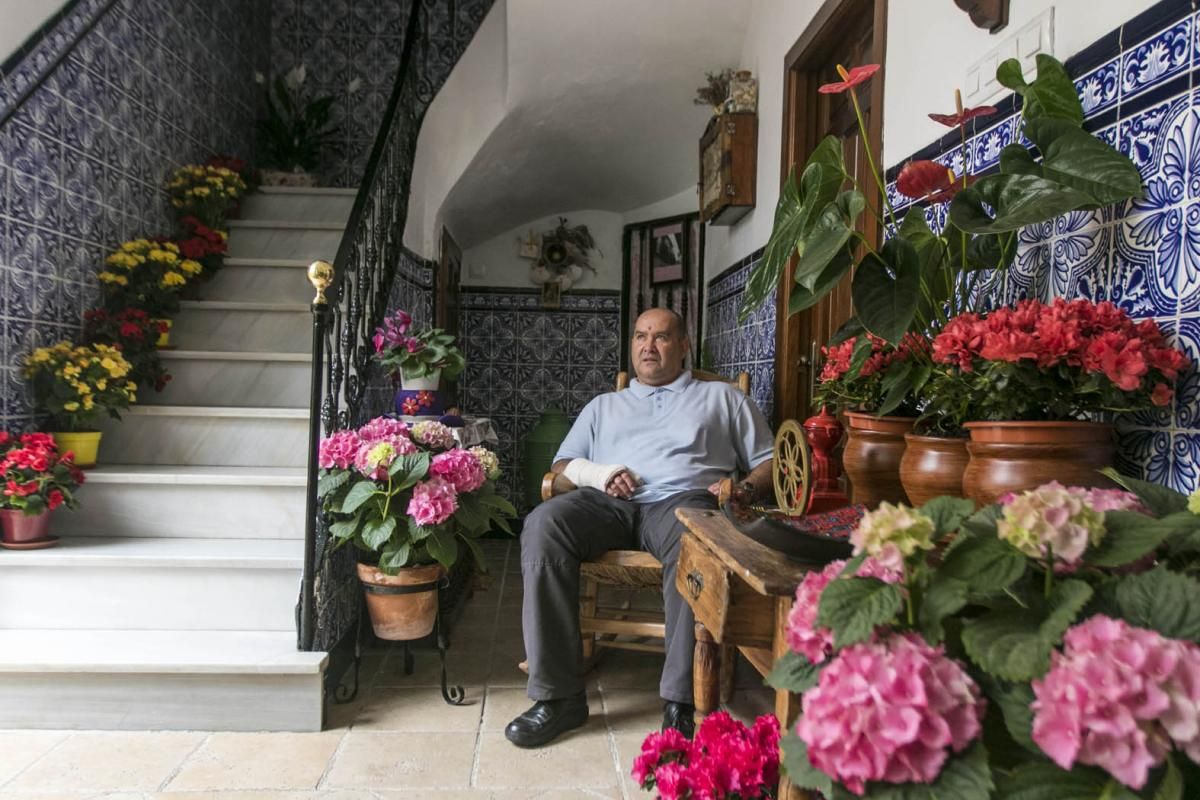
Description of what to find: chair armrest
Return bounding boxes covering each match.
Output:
[715,477,733,506]
[541,471,578,502]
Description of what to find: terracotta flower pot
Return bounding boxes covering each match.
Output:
[842,411,915,508]
[0,509,53,544]
[357,561,444,640]
[962,420,1116,507]
[900,434,970,507]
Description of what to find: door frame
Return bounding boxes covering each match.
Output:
[774,0,888,424]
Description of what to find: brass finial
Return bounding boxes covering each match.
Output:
[307,260,334,305]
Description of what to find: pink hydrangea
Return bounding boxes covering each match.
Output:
[407,477,458,526]
[354,440,401,480]
[785,557,903,664]
[358,416,410,443]
[1086,488,1149,514]
[632,712,780,800]
[1032,615,1200,789]
[411,420,456,450]
[798,632,985,796]
[997,481,1105,565]
[430,448,486,493]
[318,430,362,469]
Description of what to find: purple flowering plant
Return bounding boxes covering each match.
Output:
[316,415,513,572]
[765,471,1200,799]
[372,308,466,382]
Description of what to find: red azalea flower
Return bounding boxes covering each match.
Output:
[1151,383,1174,406]
[119,322,144,339]
[47,489,64,510]
[402,397,420,415]
[818,63,880,94]
[929,105,998,127]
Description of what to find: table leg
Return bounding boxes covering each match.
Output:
[774,596,815,800]
[693,622,720,716]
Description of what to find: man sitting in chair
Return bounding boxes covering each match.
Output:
[505,307,774,748]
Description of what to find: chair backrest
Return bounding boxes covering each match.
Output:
[615,369,750,395]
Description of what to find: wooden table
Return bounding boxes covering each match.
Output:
[675,507,820,800]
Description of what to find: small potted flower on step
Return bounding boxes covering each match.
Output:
[372,309,466,421]
[97,238,204,346]
[0,432,86,549]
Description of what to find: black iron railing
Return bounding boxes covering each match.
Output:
[298,0,425,654]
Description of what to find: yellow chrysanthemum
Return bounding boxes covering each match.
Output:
[192,187,211,197]
[96,379,107,391]
[82,395,95,410]
[160,271,187,288]
[180,259,202,275]
[29,349,51,363]
[162,242,179,253]
[148,249,177,263]
[75,382,91,395]
[62,364,81,378]
[125,381,137,392]
[63,401,80,412]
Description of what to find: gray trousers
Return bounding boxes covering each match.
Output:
[520,487,718,704]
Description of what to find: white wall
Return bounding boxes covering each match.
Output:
[403,0,508,258]
[0,1,63,63]
[883,0,1161,165]
[622,186,699,227]
[461,209,624,290]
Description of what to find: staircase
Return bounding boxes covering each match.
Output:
[0,186,357,731]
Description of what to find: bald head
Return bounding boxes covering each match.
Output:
[632,308,689,386]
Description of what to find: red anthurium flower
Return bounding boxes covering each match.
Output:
[928,105,997,127]
[896,160,976,204]
[818,64,880,94]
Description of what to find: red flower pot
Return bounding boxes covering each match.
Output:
[0,509,53,544]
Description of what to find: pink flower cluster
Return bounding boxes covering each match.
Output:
[371,309,413,354]
[785,558,902,665]
[632,712,780,800]
[319,417,420,480]
[1085,488,1149,514]
[1032,615,1200,789]
[431,448,486,493]
[407,476,459,526]
[932,298,1189,405]
[798,632,984,796]
[411,420,456,450]
[819,333,928,383]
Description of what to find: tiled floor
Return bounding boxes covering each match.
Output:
[0,540,775,798]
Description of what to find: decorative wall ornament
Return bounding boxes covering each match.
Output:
[693,68,735,114]
[953,0,1010,33]
[527,216,598,293]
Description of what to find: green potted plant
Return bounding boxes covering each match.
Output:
[256,66,361,185]
[372,309,466,420]
[97,238,204,345]
[0,432,86,549]
[165,165,248,230]
[317,415,514,639]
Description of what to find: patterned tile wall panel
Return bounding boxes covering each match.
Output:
[456,288,621,513]
[703,248,775,421]
[883,0,1200,493]
[0,0,270,430]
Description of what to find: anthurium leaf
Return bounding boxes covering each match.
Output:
[919,496,977,539]
[816,577,904,648]
[847,334,874,378]
[874,359,914,416]
[832,741,992,800]
[937,534,1027,594]
[1114,566,1200,643]
[997,53,1084,125]
[919,575,969,643]
[765,650,821,693]
[1099,468,1189,516]
[339,481,378,514]
[789,250,854,314]
[965,230,1018,273]
[1000,143,1042,176]
[852,236,922,344]
[360,516,397,550]
[1030,121,1145,205]
[794,192,863,291]
[827,315,865,346]
[1085,510,1186,567]
[949,173,1096,233]
[780,733,833,796]
[996,761,1140,800]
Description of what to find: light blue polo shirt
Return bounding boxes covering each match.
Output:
[553,371,774,503]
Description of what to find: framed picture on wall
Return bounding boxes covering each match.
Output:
[650,221,686,285]
[540,278,561,309]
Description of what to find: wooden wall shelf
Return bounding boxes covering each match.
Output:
[699,112,757,225]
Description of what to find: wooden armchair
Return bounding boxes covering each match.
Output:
[540,369,751,661]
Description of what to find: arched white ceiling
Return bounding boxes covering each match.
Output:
[405,0,751,255]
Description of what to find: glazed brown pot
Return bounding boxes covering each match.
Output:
[900,434,970,506]
[962,421,1116,507]
[357,562,444,640]
[843,411,915,508]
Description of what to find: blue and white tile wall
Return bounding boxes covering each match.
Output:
[703,248,775,421]
[884,0,1200,493]
[457,288,621,512]
[0,0,269,431]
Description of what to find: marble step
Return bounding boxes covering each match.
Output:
[0,537,302,631]
[152,350,312,407]
[226,220,345,260]
[192,257,318,304]
[171,300,312,353]
[239,186,356,223]
[0,629,325,731]
[98,406,309,468]
[52,465,307,539]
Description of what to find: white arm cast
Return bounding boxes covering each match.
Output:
[562,459,642,492]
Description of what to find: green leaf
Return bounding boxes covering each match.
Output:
[388,453,430,488]
[1155,755,1183,800]
[816,577,904,648]
[827,316,865,346]
[847,334,874,379]
[339,481,378,514]
[793,193,861,292]
[453,494,489,536]
[329,518,360,542]
[997,761,1140,800]
[997,53,1085,125]
[360,516,397,550]
[408,518,434,543]
[919,496,977,539]
[962,580,1092,681]
[1114,566,1200,642]
[1041,579,1095,645]
[780,733,832,796]
[1030,121,1144,205]
[478,492,517,518]
[765,650,821,693]
[1085,509,1183,567]
[459,535,487,571]
[875,359,914,416]
[961,504,1003,539]
[838,741,992,800]
[378,541,411,571]
[1099,468,1189,516]
[851,236,922,344]
[788,250,854,314]
[426,526,459,570]
[949,173,1097,234]
[317,470,349,497]
[985,679,1038,753]
[919,575,969,643]
[999,143,1042,176]
[937,534,1027,594]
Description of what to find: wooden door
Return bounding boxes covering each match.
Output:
[436,226,462,336]
[774,0,887,424]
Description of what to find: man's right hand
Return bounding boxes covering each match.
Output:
[605,469,639,499]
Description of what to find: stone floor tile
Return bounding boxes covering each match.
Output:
[474,729,620,791]
[3,732,204,792]
[321,732,476,789]
[480,687,601,732]
[0,731,69,786]
[149,791,372,799]
[374,643,491,688]
[611,730,655,798]
[597,689,669,733]
[351,687,484,732]
[486,637,529,688]
[163,731,344,791]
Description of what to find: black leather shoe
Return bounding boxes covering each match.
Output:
[504,693,589,748]
[662,701,695,738]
